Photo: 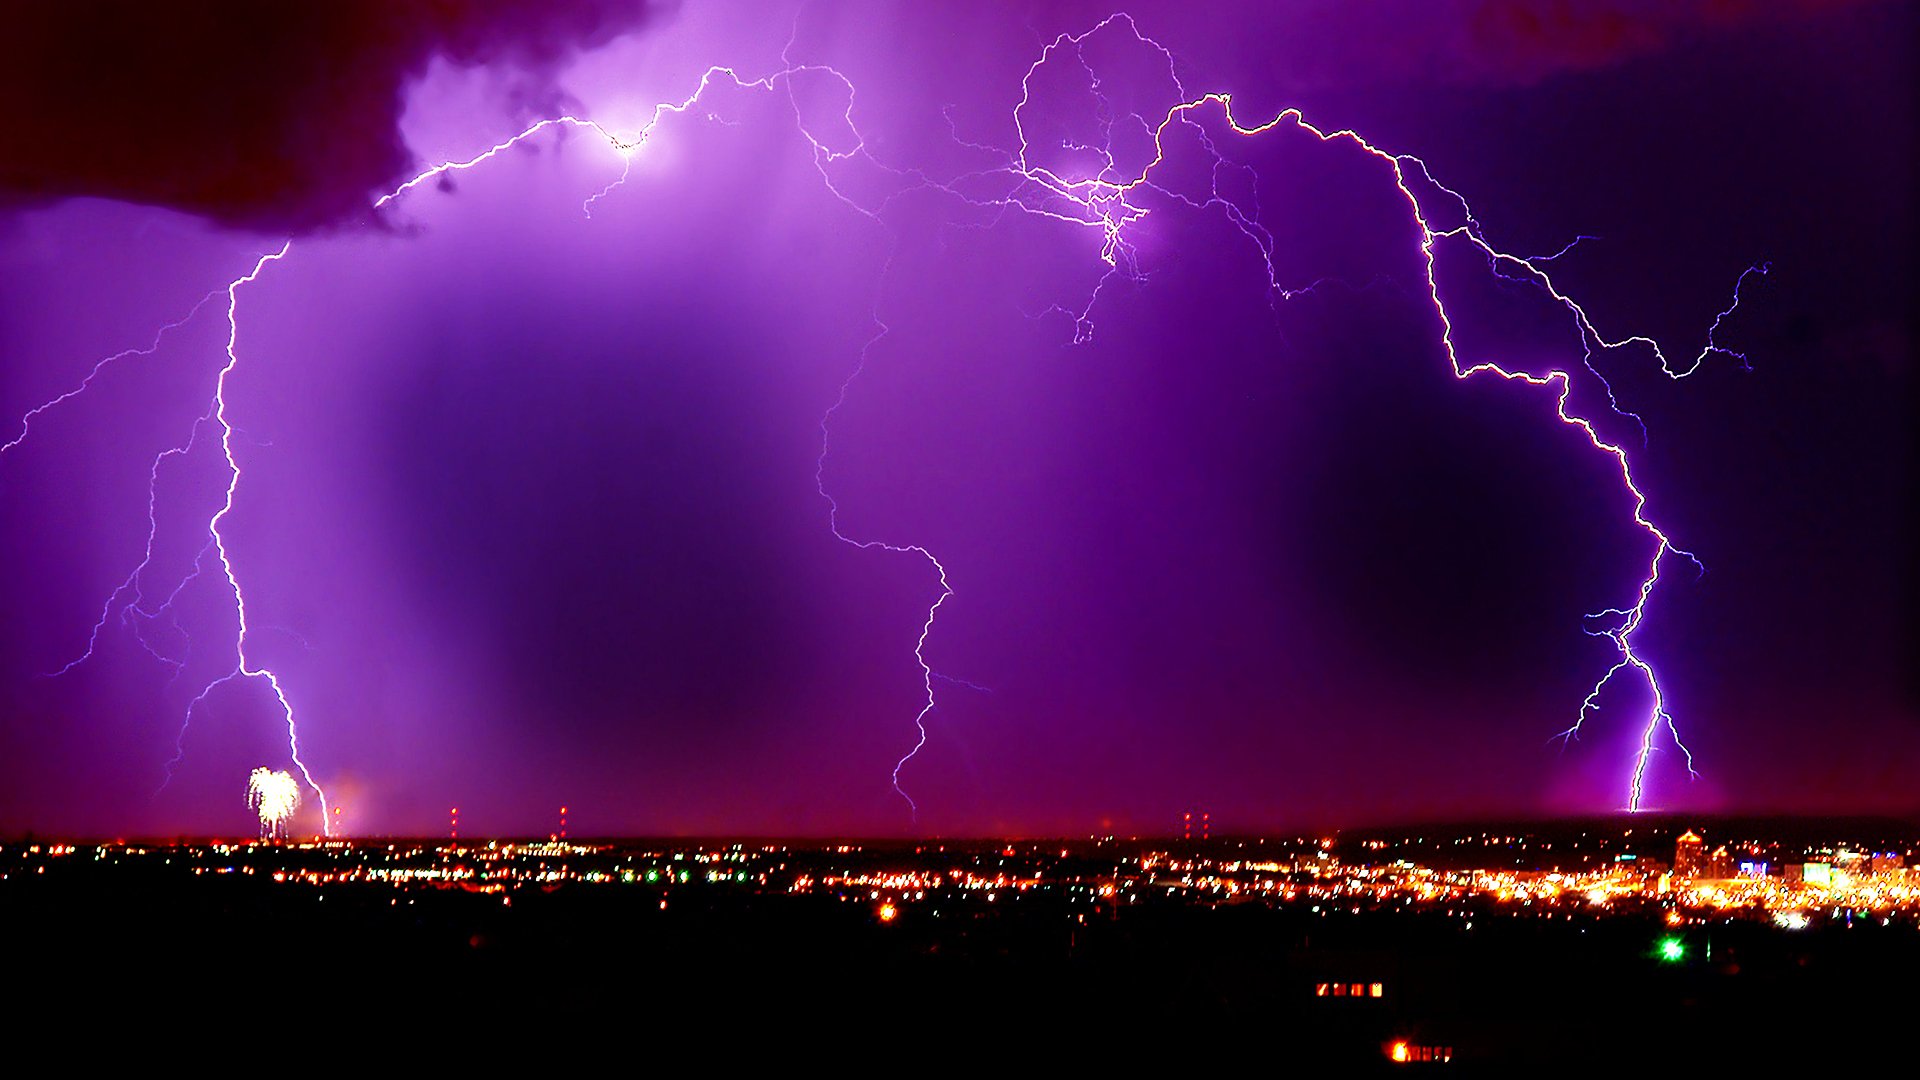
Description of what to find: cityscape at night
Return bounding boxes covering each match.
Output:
[1,0,1911,1064]
[15,818,1920,925]
[8,818,1918,1062]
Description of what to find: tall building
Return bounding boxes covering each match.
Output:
[1674,830,1705,878]
[1707,845,1736,880]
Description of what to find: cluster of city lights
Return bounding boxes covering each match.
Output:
[6,831,1915,934]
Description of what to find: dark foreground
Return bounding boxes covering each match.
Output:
[5,849,1912,1067]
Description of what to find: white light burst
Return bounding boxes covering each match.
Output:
[247,767,301,837]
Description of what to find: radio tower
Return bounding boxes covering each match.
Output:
[1182,810,1211,842]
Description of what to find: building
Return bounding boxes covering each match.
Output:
[1674,830,1705,878]
[1389,1041,1453,1064]
[1707,846,1736,880]
[1785,862,1833,886]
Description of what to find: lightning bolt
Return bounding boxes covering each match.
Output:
[5,290,226,678]
[0,288,222,460]
[43,432,201,680]
[11,12,1766,826]
[185,241,343,830]
[816,320,952,819]
[954,14,1759,812]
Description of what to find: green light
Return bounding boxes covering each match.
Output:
[1658,937,1685,962]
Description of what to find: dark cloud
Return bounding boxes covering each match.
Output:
[1129,0,1881,93]
[0,0,673,234]
[1450,0,1869,85]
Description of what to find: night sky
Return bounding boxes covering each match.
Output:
[1,1,1911,838]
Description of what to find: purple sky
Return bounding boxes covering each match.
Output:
[1,2,1912,837]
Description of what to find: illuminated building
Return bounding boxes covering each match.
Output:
[1315,981,1385,999]
[1786,862,1833,886]
[1674,830,1705,878]
[1707,846,1736,880]
[1389,1041,1453,1064]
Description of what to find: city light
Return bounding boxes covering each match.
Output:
[6,825,1904,1064]
[7,826,1914,936]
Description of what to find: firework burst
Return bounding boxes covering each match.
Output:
[246,767,301,837]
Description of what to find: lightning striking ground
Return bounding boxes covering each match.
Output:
[962,15,1757,811]
[194,242,341,832]
[815,321,953,818]
[11,12,1766,827]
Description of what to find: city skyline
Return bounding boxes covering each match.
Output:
[13,816,1913,1064]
